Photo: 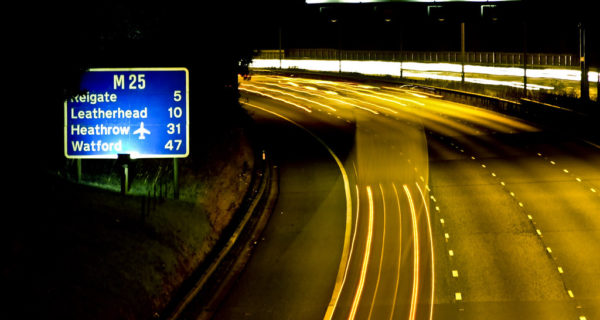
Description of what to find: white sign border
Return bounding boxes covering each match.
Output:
[64,67,190,159]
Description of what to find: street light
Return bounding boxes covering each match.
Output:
[579,22,589,101]
[461,22,465,84]
[278,26,282,69]
[383,17,404,79]
[330,17,341,73]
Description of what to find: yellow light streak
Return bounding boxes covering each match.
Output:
[323,94,380,115]
[326,85,409,108]
[314,83,407,114]
[390,183,403,320]
[358,84,378,89]
[348,186,375,320]
[416,182,435,320]
[368,184,387,319]
[251,59,599,83]
[259,82,341,111]
[344,95,399,114]
[404,184,420,320]
[330,184,361,320]
[250,59,600,91]
[363,89,426,106]
[241,101,353,320]
[242,83,337,112]
[384,86,443,99]
[239,87,312,113]
[409,92,429,98]
[316,82,399,114]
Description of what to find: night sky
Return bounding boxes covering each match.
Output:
[17,0,598,74]
[250,0,597,57]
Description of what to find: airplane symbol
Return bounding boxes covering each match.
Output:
[133,122,151,139]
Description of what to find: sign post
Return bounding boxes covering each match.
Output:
[65,68,189,195]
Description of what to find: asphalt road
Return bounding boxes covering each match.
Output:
[213,73,599,320]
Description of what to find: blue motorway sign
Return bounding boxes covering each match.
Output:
[64,68,189,159]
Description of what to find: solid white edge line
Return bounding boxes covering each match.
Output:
[239,101,354,320]
[416,182,435,320]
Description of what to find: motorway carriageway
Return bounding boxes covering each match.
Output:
[213,74,600,320]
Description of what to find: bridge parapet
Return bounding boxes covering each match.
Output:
[257,48,578,68]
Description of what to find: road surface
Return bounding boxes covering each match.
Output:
[213,73,599,320]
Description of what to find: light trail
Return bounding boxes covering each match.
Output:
[384,86,444,99]
[239,87,312,113]
[323,95,380,115]
[251,59,599,92]
[251,59,599,83]
[328,184,361,320]
[404,184,420,320]
[241,83,337,112]
[241,101,354,320]
[416,182,435,320]
[367,184,387,319]
[359,89,426,106]
[348,186,375,320]
[326,88,398,114]
[409,92,429,99]
[322,85,409,109]
[390,183,403,320]
[306,81,400,114]
[305,81,401,114]
[342,94,399,114]
[249,81,381,115]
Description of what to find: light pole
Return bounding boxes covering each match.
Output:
[278,26,282,69]
[461,22,465,84]
[579,22,589,101]
[386,17,403,79]
[399,24,404,79]
[523,21,528,96]
[331,18,342,73]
